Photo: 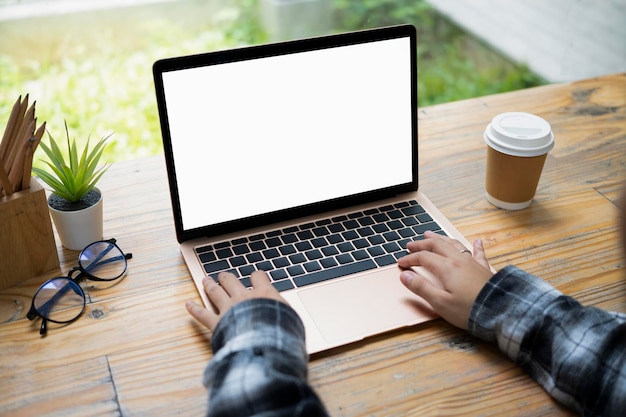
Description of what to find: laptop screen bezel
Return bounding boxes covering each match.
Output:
[153,24,418,243]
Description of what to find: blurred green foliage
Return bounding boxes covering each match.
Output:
[333,0,545,106]
[0,0,544,166]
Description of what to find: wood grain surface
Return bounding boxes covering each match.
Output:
[1,73,624,416]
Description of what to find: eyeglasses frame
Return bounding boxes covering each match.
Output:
[27,238,133,335]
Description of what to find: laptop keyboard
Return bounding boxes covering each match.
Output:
[195,200,446,292]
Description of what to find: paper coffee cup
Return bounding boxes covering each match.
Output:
[484,112,554,210]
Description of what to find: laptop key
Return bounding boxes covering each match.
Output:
[293,259,377,287]
[388,220,404,230]
[343,219,359,229]
[289,253,307,264]
[402,217,418,226]
[263,248,280,259]
[287,265,305,276]
[353,238,370,249]
[246,252,263,263]
[342,230,359,240]
[198,252,217,263]
[383,242,401,253]
[230,256,246,267]
[313,226,330,237]
[195,244,213,254]
[239,265,256,277]
[320,257,338,268]
[383,231,401,241]
[417,213,433,223]
[273,257,290,268]
[270,269,288,281]
[402,205,425,216]
[216,248,234,259]
[304,261,322,272]
[305,249,323,260]
[372,223,389,233]
[256,260,273,271]
[374,254,396,267]
[266,237,282,247]
[388,210,403,219]
[272,279,295,292]
[311,237,327,248]
[357,226,375,237]
[204,259,229,274]
[327,234,343,244]
[321,246,339,256]
[233,244,250,255]
[297,230,314,240]
[295,241,313,251]
[282,233,298,244]
[357,216,374,226]
[367,246,385,257]
[336,253,354,264]
[337,242,355,253]
[279,244,296,255]
[249,241,266,251]
[352,250,370,260]
[413,222,440,235]
[394,250,408,259]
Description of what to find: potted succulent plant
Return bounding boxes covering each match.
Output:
[32,122,112,250]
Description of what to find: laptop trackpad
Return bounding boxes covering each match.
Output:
[297,268,437,344]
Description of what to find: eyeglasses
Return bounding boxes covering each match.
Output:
[27,238,132,335]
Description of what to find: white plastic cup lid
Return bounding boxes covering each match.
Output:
[484,112,554,157]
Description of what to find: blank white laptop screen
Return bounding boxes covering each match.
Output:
[161,36,413,231]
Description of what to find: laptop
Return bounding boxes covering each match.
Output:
[153,24,471,354]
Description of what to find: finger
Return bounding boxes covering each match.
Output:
[218,271,248,298]
[399,239,455,270]
[399,269,450,308]
[249,270,274,291]
[406,231,467,257]
[202,275,232,312]
[186,299,220,331]
[249,270,287,302]
[472,239,491,270]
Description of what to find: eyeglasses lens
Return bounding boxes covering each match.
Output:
[33,278,85,322]
[79,241,127,280]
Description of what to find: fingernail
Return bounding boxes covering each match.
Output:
[400,270,413,285]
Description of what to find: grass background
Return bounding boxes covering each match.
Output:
[0,0,544,168]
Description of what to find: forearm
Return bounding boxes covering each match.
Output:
[468,265,626,416]
[204,298,329,417]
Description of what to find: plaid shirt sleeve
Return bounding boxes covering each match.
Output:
[469,265,626,416]
[202,298,330,417]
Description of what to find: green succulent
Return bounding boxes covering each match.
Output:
[33,122,112,203]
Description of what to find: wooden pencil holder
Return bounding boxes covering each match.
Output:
[0,178,59,290]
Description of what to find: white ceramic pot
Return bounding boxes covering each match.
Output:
[48,188,103,251]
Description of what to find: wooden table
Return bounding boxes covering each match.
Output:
[1,73,624,416]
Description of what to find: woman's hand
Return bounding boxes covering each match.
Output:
[186,270,286,332]
[397,231,494,330]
